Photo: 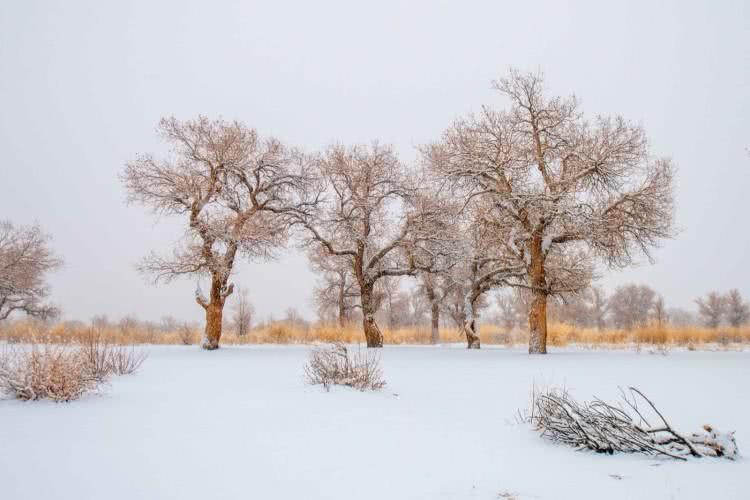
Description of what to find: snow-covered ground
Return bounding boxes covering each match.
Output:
[1,345,747,499]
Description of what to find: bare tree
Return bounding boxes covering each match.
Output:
[425,69,674,354]
[495,291,519,330]
[379,276,403,330]
[724,289,749,328]
[667,307,697,327]
[608,284,657,330]
[695,291,726,329]
[418,272,453,343]
[0,221,62,321]
[446,215,524,348]
[298,143,455,347]
[653,295,667,327]
[123,116,318,350]
[308,247,359,326]
[231,286,254,336]
[589,286,609,331]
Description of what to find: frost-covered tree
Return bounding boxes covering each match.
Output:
[299,143,455,347]
[308,246,359,326]
[724,289,749,328]
[589,286,609,330]
[608,284,657,330]
[123,116,319,350]
[495,291,520,330]
[652,295,667,327]
[695,291,726,329]
[425,69,674,353]
[231,286,254,336]
[417,271,453,344]
[0,221,61,321]
[443,208,525,348]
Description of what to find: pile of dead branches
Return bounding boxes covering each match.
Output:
[526,386,738,460]
[304,342,385,392]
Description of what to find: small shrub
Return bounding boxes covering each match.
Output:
[107,345,147,375]
[0,334,147,402]
[0,344,101,401]
[178,323,196,345]
[304,343,385,391]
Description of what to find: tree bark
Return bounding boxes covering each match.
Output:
[423,277,440,344]
[360,287,383,348]
[202,302,224,350]
[337,280,347,328]
[198,275,231,350]
[528,233,548,354]
[464,316,480,349]
[430,301,440,344]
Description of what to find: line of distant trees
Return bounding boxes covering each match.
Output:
[312,280,750,332]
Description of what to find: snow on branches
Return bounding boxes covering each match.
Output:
[526,386,738,461]
[424,69,674,353]
[123,116,322,349]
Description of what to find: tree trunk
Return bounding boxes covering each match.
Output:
[528,233,548,354]
[337,281,347,328]
[461,296,480,349]
[464,317,480,349]
[361,287,383,348]
[198,275,231,351]
[423,277,440,344]
[430,301,440,344]
[202,302,224,350]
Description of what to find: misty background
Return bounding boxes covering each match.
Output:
[1,0,748,323]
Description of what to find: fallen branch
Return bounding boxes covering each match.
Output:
[525,386,738,460]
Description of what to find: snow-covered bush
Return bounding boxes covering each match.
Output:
[304,343,385,391]
[526,386,738,460]
[0,343,102,401]
[0,335,147,401]
[80,331,147,377]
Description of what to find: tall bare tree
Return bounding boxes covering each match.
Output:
[724,289,749,328]
[695,291,726,329]
[0,221,61,321]
[123,116,318,349]
[299,143,454,347]
[425,69,674,353]
[231,286,254,336]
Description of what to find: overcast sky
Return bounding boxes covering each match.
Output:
[1,0,748,323]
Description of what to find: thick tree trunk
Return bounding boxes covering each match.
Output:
[430,301,440,344]
[202,302,224,350]
[528,288,548,354]
[360,287,383,348]
[464,292,481,349]
[198,275,231,351]
[464,317,480,349]
[528,232,548,354]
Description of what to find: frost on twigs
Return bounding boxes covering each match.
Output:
[525,386,738,460]
[0,333,147,402]
[304,342,385,392]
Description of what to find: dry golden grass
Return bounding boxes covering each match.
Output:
[1,319,749,348]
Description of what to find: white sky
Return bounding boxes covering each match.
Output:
[1,0,748,323]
